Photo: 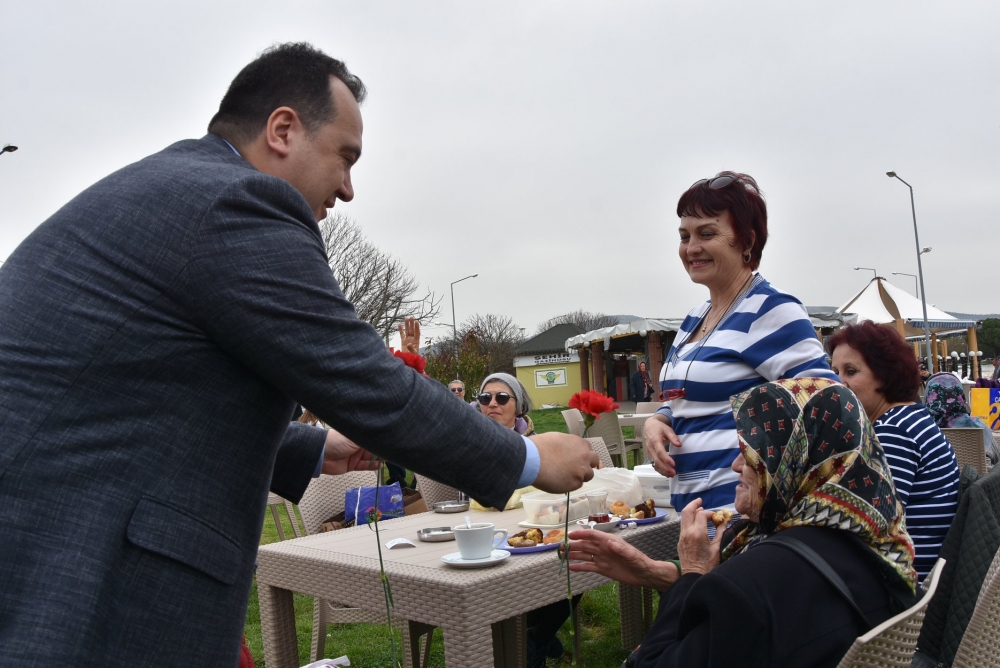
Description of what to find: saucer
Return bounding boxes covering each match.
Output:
[441,549,511,569]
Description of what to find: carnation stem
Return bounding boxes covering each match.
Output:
[370,463,399,667]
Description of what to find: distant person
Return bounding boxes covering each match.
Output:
[828,321,959,579]
[630,361,654,404]
[448,379,466,400]
[643,172,836,511]
[0,42,598,666]
[924,371,998,465]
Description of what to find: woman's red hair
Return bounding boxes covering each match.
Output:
[826,321,920,403]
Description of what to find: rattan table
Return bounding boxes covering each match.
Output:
[257,506,679,668]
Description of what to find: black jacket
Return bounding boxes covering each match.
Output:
[634,526,919,668]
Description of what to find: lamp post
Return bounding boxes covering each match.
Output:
[854,266,877,279]
[450,273,478,375]
[0,145,17,156]
[887,171,933,363]
[891,271,918,298]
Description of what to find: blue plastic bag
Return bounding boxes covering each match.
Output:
[344,482,405,525]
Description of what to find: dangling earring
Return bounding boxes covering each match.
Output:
[743,250,752,264]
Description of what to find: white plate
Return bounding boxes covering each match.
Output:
[517,519,585,530]
[441,549,511,569]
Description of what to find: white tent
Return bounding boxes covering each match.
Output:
[837,277,976,333]
[564,318,685,351]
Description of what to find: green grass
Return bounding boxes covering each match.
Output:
[244,410,639,666]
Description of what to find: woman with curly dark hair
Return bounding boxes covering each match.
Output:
[827,321,959,579]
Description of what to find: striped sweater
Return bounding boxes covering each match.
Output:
[874,404,959,580]
[657,275,836,510]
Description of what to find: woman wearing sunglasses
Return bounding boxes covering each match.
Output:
[473,372,578,666]
[644,172,837,512]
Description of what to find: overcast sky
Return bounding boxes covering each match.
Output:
[2,1,996,345]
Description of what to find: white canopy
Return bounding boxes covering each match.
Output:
[837,278,976,330]
[564,318,685,351]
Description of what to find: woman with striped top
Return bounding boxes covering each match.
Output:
[828,321,959,579]
[644,172,836,511]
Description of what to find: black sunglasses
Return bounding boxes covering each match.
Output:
[691,174,737,190]
[450,387,464,394]
[478,391,514,406]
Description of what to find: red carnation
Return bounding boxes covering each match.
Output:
[393,349,427,375]
[569,390,619,429]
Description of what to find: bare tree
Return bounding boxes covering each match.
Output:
[320,212,442,342]
[535,309,619,334]
[460,313,522,376]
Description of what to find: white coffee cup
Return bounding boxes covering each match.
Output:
[452,522,508,560]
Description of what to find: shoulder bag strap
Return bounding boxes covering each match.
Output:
[755,532,872,628]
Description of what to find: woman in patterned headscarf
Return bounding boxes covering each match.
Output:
[925,371,998,464]
[568,378,920,667]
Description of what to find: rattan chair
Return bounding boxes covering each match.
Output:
[835,558,945,668]
[282,499,304,538]
[297,472,434,666]
[943,428,988,475]
[952,546,1000,667]
[266,492,292,541]
[585,437,615,469]
[413,473,459,506]
[587,410,642,468]
[561,408,586,437]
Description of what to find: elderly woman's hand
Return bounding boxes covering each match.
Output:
[566,528,680,592]
[677,499,724,575]
[644,415,681,476]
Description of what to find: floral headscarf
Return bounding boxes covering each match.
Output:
[925,372,984,429]
[722,378,917,592]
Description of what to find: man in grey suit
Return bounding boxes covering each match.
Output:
[0,43,597,666]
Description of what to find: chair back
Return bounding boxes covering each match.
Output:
[586,409,625,455]
[297,471,376,535]
[835,558,946,668]
[634,402,663,415]
[414,473,459,506]
[943,427,988,476]
[952,546,1000,667]
[562,408,585,436]
[586,437,615,469]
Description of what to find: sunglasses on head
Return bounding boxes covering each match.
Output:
[478,392,514,406]
[450,387,464,394]
[691,174,737,190]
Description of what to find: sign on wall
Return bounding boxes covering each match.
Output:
[535,367,567,387]
[514,351,578,368]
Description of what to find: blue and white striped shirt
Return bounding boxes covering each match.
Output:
[658,275,836,510]
[874,404,959,581]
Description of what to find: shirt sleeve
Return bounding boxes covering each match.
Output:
[517,436,541,487]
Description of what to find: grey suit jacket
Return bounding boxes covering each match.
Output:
[0,134,526,666]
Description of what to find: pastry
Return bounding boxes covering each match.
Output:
[610,500,631,517]
[542,529,565,544]
[631,499,656,519]
[711,509,734,527]
[508,528,543,547]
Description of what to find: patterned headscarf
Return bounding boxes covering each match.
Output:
[925,372,984,429]
[722,378,917,592]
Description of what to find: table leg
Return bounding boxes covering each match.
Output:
[490,615,526,668]
[619,583,644,651]
[443,623,497,668]
[259,582,300,668]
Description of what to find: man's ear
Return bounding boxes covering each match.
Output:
[263,107,299,158]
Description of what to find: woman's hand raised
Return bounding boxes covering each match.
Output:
[677,498,723,575]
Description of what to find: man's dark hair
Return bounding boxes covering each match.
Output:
[208,42,366,146]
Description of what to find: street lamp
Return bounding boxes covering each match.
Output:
[854,266,877,278]
[450,273,478,373]
[1,145,18,156]
[886,171,933,363]
[891,271,918,298]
